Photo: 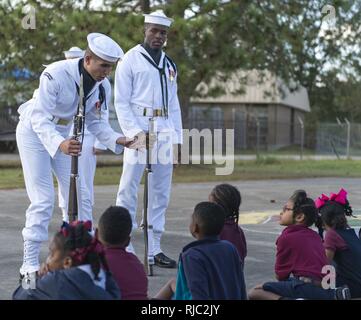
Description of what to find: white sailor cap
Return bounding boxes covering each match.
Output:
[143,10,173,27]
[87,33,124,63]
[63,47,85,59]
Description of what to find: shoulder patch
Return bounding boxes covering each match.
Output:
[43,72,53,80]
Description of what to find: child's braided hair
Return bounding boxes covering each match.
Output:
[54,221,108,280]
[209,184,241,224]
[289,190,317,227]
[314,189,354,236]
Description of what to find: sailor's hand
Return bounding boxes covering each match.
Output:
[128,131,146,150]
[60,139,81,156]
[116,136,135,148]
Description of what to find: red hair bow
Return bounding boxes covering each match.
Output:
[70,238,104,265]
[59,220,100,265]
[315,188,348,209]
[60,220,92,238]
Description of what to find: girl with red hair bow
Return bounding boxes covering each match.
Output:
[316,188,361,298]
[13,221,120,300]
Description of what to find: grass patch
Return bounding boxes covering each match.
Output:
[233,145,315,156]
[254,156,281,165]
[0,168,25,189]
[1,159,361,189]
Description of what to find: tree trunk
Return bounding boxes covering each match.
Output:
[179,94,190,129]
[140,0,150,13]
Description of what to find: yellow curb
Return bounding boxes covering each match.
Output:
[239,211,279,225]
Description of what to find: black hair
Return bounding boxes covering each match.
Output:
[289,190,317,227]
[98,206,132,245]
[193,201,226,236]
[318,200,353,230]
[54,222,107,281]
[209,184,241,223]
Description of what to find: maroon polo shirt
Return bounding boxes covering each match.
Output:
[219,219,247,263]
[104,246,148,300]
[275,224,328,281]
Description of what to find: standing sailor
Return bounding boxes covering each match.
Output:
[58,47,111,222]
[16,33,132,278]
[114,10,183,268]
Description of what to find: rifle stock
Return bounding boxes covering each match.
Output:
[67,74,85,223]
[143,118,155,276]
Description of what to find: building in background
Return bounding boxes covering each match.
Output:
[190,70,310,150]
[0,67,33,152]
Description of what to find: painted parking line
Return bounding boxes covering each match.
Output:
[242,227,280,236]
[164,230,277,252]
[262,216,273,224]
[245,256,266,263]
[239,211,279,225]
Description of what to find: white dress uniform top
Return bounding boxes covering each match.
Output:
[114,11,182,258]
[57,47,110,221]
[16,33,124,276]
[58,81,110,219]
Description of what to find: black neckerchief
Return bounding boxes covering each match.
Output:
[78,58,96,99]
[142,43,162,65]
[140,44,168,118]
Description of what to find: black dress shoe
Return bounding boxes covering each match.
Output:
[154,253,177,268]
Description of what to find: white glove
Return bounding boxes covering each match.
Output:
[128,131,146,150]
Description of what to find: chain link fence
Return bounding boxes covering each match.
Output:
[188,112,361,158]
[0,108,18,152]
[316,122,361,158]
[1,106,361,158]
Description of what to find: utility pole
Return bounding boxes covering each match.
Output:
[345,118,351,159]
[297,116,304,160]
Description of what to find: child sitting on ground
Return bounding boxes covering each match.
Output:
[316,188,361,298]
[209,184,247,264]
[248,190,350,300]
[154,201,247,300]
[96,206,148,300]
[13,221,120,300]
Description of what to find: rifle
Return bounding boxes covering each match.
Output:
[143,118,155,276]
[67,74,85,223]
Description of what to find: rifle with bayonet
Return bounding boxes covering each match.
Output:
[143,118,155,276]
[67,74,85,223]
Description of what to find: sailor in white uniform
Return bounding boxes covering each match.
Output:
[16,33,133,277]
[114,11,183,268]
[58,47,111,222]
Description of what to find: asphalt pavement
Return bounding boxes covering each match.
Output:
[1,177,361,299]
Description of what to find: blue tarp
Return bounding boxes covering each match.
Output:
[11,68,32,79]
[0,65,33,79]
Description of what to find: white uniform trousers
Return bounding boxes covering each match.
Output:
[58,133,97,221]
[16,120,92,274]
[115,133,173,256]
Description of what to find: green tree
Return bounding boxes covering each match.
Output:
[0,0,360,127]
